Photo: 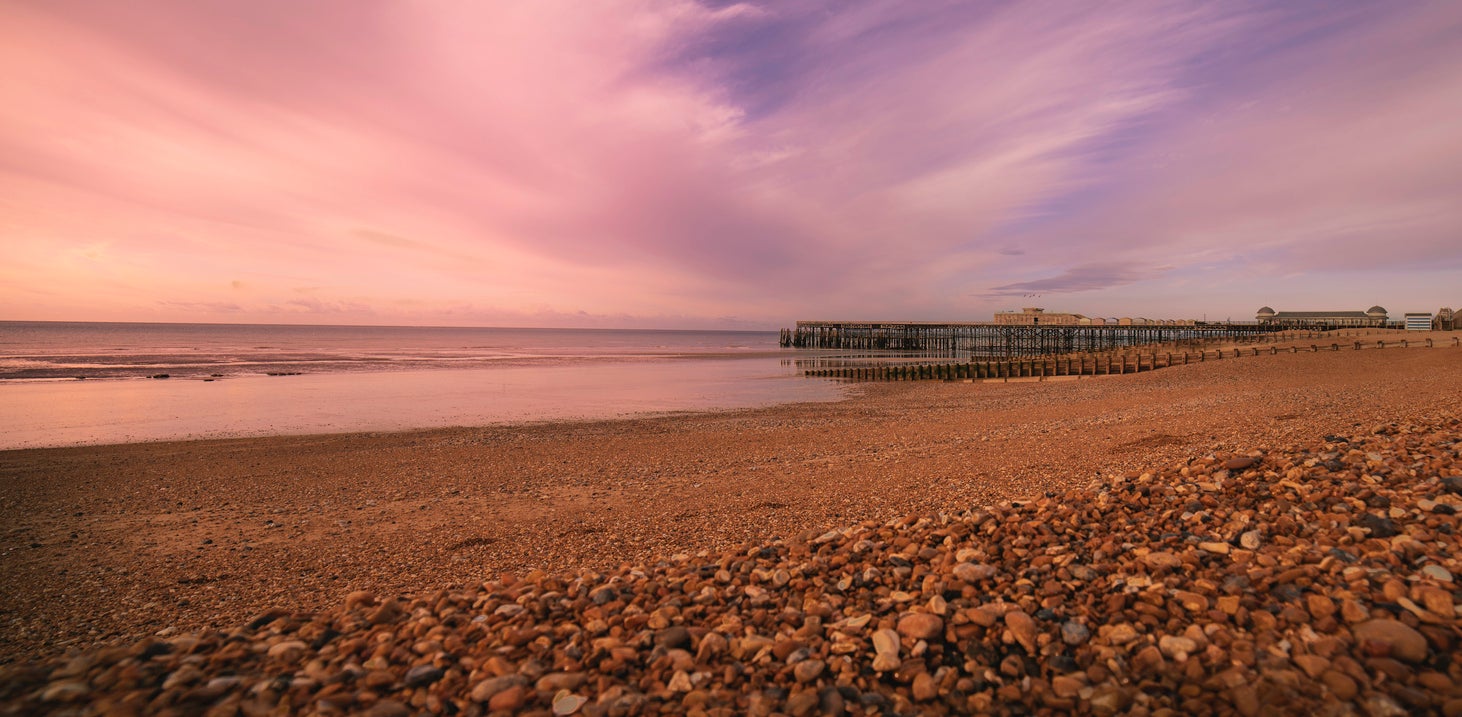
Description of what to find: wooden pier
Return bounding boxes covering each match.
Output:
[779,321,1279,357]
[801,334,1459,382]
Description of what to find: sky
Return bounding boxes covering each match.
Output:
[2,1,1460,329]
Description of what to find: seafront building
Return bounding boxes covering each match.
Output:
[1405,313,1433,331]
[1434,308,1455,331]
[1254,306,1389,329]
[994,307,1194,326]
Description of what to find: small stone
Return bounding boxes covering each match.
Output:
[40,681,89,703]
[470,674,528,703]
[537,672,587,692]
[365,701,412,717]
[1158,635,1197,661]
[911,672,937,701]
[1239,531,1262,550]
[1321,670,1358,700]
[952,562,996,583]
[1419,586,1454,616]
[871,652,901,672]
[404,664,443,687]
[1354,619,1428,663]
[793,659,825,683]
[1199,541,1230,555]
[1419,671,1454,691]
[1051,675,1082,698]
[1060,621,1091,646]
[1217,596,1241,615]
[1340,599,1368,623]
[1133,645,1165,672]
[656,626,691,649]
[1358,513,1399,538]
[552,691,588,716]
[367,600,400,626]
[488,685,529,712]
[966,607,998,627]
[344,590,375,608]
[667,670,693,693]
[1293,654,1330,678]
[1422,564,1454,582]
[785,690,819,717]
[1106,624,1140,645]
[266,640,308,659]
[1143,551,1182,571]
[1004,610,1037,653]
[897,613,944,641]
[1231,684,1260,716]
[1173,591,1208,612]
[1306,594,1335,620]
[1224,456,1259,471]
[872,629,900,657]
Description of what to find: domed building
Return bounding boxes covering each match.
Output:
[1254,305,1389,328]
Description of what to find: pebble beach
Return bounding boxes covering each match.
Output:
[2,342,1460,714]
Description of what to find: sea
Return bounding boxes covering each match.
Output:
[0,321,850,449]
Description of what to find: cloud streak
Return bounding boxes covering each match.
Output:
[1,1,1458,326]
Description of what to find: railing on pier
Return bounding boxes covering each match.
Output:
[778,321,1281,358]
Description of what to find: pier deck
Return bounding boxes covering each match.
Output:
[779,321,1279,357]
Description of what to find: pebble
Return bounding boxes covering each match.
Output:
[1239,530,1263,549]
[1224,456,1259,471]
[896,612,943,641]
[792,659,824,683]
[1060,620,1090,646]
[1004,610,1036,652]
[1423,564,1455,582]
[552,690,588,715]
[1354,619,1429,663]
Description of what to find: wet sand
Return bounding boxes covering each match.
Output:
[1,343,1458,664]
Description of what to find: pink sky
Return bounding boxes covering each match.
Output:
[2,1,1459,329]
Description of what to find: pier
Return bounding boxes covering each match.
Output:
[779,321,1280,357]
[799,334,1458,381]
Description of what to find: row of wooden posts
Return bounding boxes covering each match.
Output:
[804,336,1459,382]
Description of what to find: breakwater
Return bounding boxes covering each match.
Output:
[779,321,1277,357]
[803,335,1460,381]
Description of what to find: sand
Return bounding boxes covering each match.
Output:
[1,341,1458,666]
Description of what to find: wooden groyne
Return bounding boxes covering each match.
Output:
[779,321,1278,357]
[803,335,1460,381]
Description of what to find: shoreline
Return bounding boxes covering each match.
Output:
[1,348,1459,665]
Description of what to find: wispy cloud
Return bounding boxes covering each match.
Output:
[984,263,1161,297]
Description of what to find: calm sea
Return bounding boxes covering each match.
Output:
[0,322,847,449]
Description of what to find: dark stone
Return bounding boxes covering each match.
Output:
[1358,513,1399,538]
[1224,456,1259,471]
[1441,477,1462,495]
[1323,435,1349,444]
[1321,459,1346,472]
[404,665,444,687]
[1436,504,1457,516]
[1050,654,1079,672]
[1327,548,1358,563]
[247,608,290,630]
[655,626,691,650]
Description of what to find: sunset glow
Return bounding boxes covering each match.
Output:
[2,1,1460,328]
